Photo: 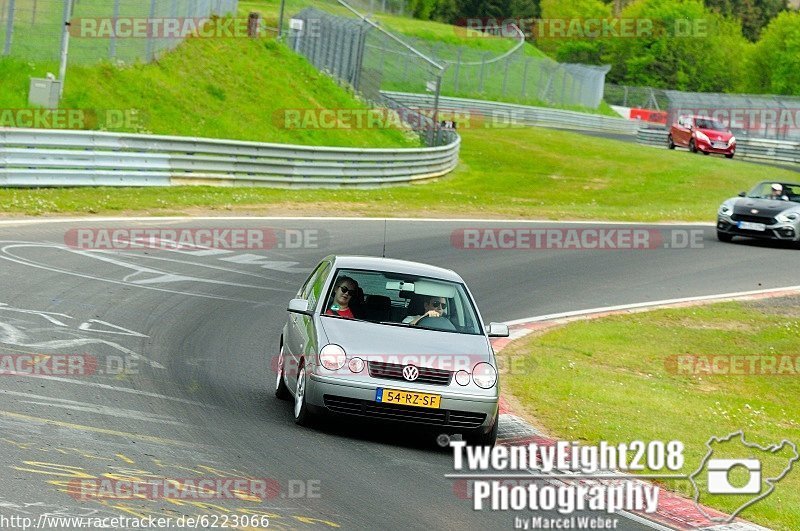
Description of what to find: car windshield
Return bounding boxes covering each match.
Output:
[322,268,483,335]
[747,182,800,202]
[694,118,727,130]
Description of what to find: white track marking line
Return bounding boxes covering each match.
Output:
[506,285,800,326]
[1,372,219,408]
[0,389,188,426]
[0,243,266,304]
[0,216,716,226]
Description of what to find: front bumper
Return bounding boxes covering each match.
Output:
[307,372,499,432]
[697,139,735,155]
[717,215,799,241]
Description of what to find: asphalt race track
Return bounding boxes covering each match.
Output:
[0,218,796,530]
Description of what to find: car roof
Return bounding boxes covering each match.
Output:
[326,255,463,282]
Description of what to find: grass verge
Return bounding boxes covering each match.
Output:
[0,127,796,218]
[499,296,800,530]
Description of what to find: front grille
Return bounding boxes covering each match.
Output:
[323,395,486,429]
[368,361,452,386]
[731,214,775,225]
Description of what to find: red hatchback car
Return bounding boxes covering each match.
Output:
[668,115,736,158]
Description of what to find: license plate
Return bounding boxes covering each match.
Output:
[738,221,766,231]
[376,388,441,409]
[712,142,727,148]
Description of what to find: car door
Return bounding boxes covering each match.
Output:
[285,260,331,388]
[673,116,689,146]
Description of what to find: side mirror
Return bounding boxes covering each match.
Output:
[738,191,746,197]
[485,322,509,338]
[288,298,311,315]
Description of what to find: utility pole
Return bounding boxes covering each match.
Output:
[58,0,75,98]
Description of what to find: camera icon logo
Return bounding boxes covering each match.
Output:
[706,458,761,495]
[689,430,798,524]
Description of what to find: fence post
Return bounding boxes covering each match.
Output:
[3,0,15,56]
[109,0,120,59]
[478,52,488,93]
[145,0,156,61]
[502,56,510,97]
[520,58,530,98]
[453,47,461,93]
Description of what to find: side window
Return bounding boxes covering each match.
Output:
[299,261,329,299]
[307,263,332,311]
[677,116,684,126]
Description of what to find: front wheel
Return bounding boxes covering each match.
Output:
[725,153,734,159]
[294,362,315,427]
[667,135,676,149]
[689,139,697,153]
[717,231,733,243]
[275,345,290,400]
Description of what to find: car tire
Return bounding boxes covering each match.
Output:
[275,345,290,400]
[725,153,734,159]
[465,413,498,447]
[667,135,675,149]
[294,361,315,427]
[717,231,733,243]
[689,139,697,153]
[702,151,710,155]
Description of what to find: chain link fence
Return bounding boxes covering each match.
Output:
[408,38,608,109]
[0,0,238,64]
[607,83,800,141]
[287,6,453,147]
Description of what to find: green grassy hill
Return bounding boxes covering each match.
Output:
[0,19,418,148]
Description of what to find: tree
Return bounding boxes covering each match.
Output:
[743,10,800,94]
[602,0,750,92]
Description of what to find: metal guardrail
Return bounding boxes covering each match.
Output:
[383,92,641,136]
[637,128,800,165]
[0,128,461,187]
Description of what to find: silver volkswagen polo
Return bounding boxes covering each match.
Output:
[275,255,509,446]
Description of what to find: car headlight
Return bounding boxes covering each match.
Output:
[319,344,346,370]
[728,136,736,145]
[776,212,799,223]
[472,362,498,389]
[719,203,734,216]
[695,131,710,143]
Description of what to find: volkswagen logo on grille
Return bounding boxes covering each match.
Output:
[751,209,759,214]
[402,365,419,381]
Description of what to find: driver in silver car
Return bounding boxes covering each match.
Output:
[403,295,447,326]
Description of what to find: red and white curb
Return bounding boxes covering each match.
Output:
[491,286,800,531]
